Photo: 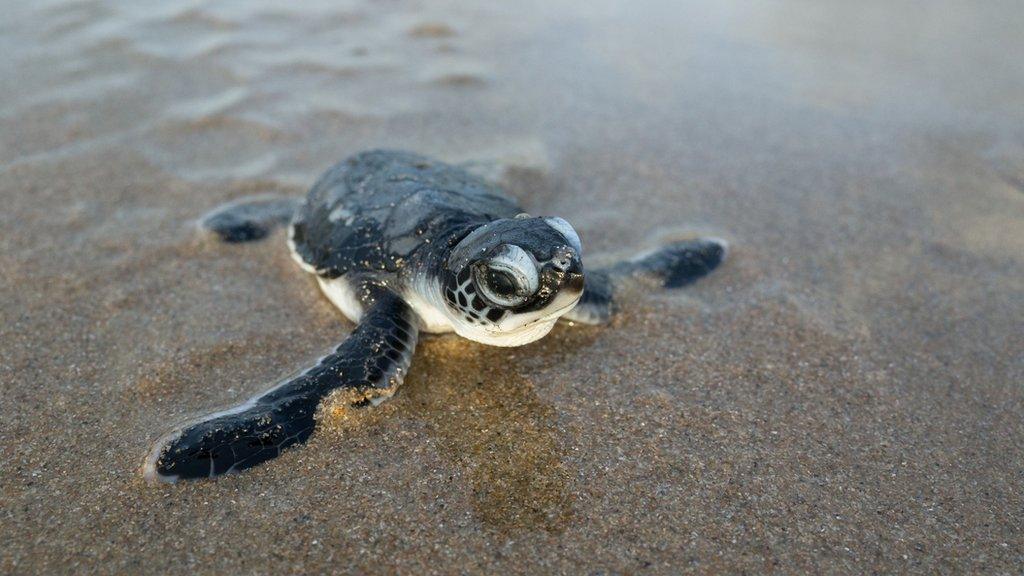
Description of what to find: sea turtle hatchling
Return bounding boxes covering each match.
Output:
[143,150,727,482]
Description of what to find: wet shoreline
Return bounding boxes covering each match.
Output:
[2,0,1022,573]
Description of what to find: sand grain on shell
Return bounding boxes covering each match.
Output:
[2,0,1023,574]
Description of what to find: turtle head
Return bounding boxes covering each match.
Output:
[441,215,585,346]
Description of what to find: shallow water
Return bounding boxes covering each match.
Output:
[2,0,1022,573]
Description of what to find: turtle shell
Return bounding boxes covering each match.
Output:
[290,150,522,279]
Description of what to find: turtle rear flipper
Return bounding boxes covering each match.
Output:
[143,286,418,482]
[199,195,300,243]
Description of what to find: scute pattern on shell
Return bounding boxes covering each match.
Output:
[289,150,522,279]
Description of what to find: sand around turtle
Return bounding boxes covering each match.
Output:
[1,0,1022,573]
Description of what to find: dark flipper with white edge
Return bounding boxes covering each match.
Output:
[199,195,300,243]
[143,286,419,482]
[565,237,728,324]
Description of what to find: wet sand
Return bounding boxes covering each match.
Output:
[2,0,1022,573]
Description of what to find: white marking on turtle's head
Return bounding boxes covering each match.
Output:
[544,217,582,253]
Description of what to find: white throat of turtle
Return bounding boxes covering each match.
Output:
[403,272,456,334]
[403,270,576,347]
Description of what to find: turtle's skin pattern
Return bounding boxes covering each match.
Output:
[145,150,728,482]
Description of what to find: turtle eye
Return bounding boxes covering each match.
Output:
[486,269,518,297]
[473,244,538,307]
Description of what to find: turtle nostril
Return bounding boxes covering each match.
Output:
[551,246,577,272]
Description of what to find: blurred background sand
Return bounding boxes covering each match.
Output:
[1,0,1022,573]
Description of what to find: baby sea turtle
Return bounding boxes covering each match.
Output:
[143,150,727,482]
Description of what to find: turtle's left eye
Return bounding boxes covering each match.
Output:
[486,269,519,297]
[474,244,538,308]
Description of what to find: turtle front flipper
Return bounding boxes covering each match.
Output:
[564,238,728,325]
[143,286,418,483]
[199,195,300,243]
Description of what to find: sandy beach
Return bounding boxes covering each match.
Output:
[2,0,1022,573]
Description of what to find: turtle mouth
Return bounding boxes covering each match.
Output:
[494,282,582,333]
[564,271,584,295]
[467,317,560,347]
[544,287,583,317]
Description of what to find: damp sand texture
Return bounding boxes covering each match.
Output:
[1,0,1023,574]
